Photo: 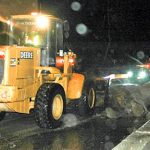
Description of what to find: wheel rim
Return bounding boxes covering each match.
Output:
[88,88,95,108]
[52,94,63,120]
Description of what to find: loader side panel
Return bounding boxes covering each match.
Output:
[16,47,40,88]
[67,73,85,99]
[0,46,40,102]
[17,49,34,78]
[3,46,40,88]
[3,47,17,86]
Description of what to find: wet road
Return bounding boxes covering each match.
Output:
[0,112,146,150]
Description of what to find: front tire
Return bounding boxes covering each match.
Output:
[34,83,66,128]
[78,80,96,116]
[0,112,5,121]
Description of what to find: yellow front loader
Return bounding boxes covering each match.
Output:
[0,13,96,128]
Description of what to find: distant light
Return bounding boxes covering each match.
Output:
[127,71,133,78]
[71,1,81,11]
[138,71,147,79]
[76,23,88,35]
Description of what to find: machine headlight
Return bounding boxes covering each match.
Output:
[137,71,147,79]
[36,16,49,28]
[127,71,133,78]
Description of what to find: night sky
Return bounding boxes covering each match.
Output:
[39,0,150,42]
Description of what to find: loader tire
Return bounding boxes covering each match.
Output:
[34,83,66,128]
[78,80,96,116]
[0,112,5,121]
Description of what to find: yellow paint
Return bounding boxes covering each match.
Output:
[0,45,84,114]
[0,98,32,113]
[67,73,85,99]
[0,15,84,114]
[52,94,63,120]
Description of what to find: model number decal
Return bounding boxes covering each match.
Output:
[20,51,33,59]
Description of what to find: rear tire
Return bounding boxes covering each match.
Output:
[0,112,5,121]
[78,80,96,116]
[34,83,66,128]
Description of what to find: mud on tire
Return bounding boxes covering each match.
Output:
[34,83,66,128]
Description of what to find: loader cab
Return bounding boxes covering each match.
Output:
[8,14,64,67]
[0,22,9,45]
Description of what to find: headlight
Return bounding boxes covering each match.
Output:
[36,16,49,28]
[127,71,133,78]
[137,71,147,79]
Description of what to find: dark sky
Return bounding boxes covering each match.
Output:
[40,0,150,42]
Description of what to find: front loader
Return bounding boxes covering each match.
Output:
[0,13,96,128]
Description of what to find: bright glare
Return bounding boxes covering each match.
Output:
[127,71,133,78]
[36,16,49,28]
[31,12,38,16]
[76,23,88,35]
[7,20,11,25]
[33,35,39,46]
[138,71,147,79]
[71,1,81,11]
